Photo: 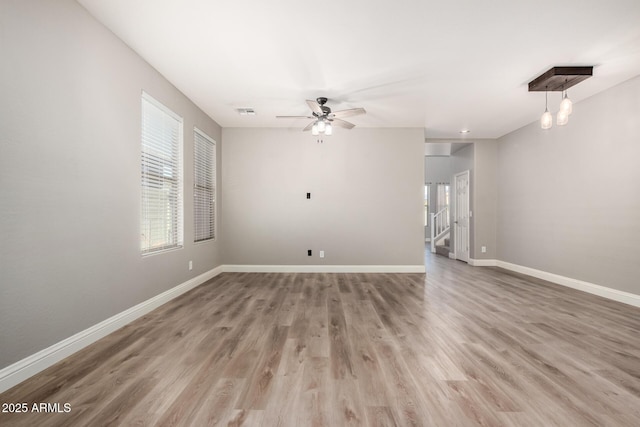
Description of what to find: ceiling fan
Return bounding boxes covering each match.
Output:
[276,97,366,135]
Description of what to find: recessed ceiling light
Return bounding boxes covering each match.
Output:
[460,129,470,134]
[236,108,256,116]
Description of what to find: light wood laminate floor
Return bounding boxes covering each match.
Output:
[1,252,640,426]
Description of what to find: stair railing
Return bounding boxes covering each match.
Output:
[430,206,450,253]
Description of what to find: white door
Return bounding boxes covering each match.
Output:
[454,170,470,263]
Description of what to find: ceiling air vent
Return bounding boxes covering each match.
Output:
[236,108,256,116]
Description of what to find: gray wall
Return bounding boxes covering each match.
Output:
[473,141,498,260]
[497,75,640,295]
[0,0,223,369]
[221,128,425,266]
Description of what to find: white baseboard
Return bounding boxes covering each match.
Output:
[0,266,223,394]
[462,258,639,308]
[468,258,498,267]
[223,264,426,273]
[494,260,640,309]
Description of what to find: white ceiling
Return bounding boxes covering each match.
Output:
[78,0,640,139]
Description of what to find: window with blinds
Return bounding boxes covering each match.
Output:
[194,128,216,242]
[140,92,183,254]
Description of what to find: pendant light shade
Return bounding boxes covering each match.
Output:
[324,123,332,135]
[557,109,569,126]
[311,123,319,135]
[541,110,553,129]
[540,91,552,129]
[317,120,325,133]
[560,91,573,115]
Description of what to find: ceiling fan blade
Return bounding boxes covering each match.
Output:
[331,118,356,129]
[330,107,366,119]
[302,121,316,131]
[276,115,314,119]
[306,99,323,115]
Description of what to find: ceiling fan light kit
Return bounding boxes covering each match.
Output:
[276,97,366,136]
[324,123,332,135]
[529,66,592,129]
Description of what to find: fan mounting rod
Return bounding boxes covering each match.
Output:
[315,97,330,116]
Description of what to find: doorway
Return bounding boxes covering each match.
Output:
[453,170,470,263]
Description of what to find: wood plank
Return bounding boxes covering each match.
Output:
[327,286,356,380]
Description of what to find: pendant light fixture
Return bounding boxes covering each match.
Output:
[557,83,571,126]
[529,66,592,130]
[559,90,573,115]
[311,123,319,136]
[557,108,569,126]
[541,90,553,129]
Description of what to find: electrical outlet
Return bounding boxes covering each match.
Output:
[319,251,325,258]
[307,250,312,256]
[189,260,193,270]
[481,246,486,253]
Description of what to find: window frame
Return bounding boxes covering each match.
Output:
[140,91,184,256]
[193,127,216,243]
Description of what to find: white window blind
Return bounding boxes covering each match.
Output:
[194,128,216,242]
[140,92,183,254]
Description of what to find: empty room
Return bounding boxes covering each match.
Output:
[1,0,640,426]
